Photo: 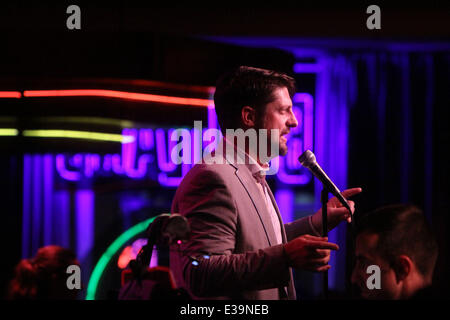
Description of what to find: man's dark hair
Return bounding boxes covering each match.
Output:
[213,66,296,133]
[355,204,438,278]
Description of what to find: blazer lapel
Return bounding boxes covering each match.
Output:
[230,161,296,300]
[233,164,278,246]
[264,184,288,244]
[264,181,296,300]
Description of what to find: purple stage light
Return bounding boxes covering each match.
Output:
[277,93,314,185]
[156,129,177,173]
[139,129,154,151]
[56,154,81,181]
[275,189,294,223]
[32,155,42,255]
[75,189,94,275]
[43,154,53,245]
[85,154,101,178]
[122,129,151,179]
[22,155,31,258]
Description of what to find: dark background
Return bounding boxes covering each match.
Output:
[1,3,449,299]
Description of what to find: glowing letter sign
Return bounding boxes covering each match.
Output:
[56,93,314,187]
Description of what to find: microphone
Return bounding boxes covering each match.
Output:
[132,213,191,273]
[299,150,351,213]
[159,214,191,245]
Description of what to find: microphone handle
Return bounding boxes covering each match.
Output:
[310,163,351,212]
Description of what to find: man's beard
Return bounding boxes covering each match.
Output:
[279,143,288,156]
[266,133,287,157]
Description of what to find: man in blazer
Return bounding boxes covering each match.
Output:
[170,66,361,299]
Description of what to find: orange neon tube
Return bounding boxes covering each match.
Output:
[22,89,212,107]
[0,91,22,98]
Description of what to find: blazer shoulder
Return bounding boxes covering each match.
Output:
[171,163,237,215]
[181,162,236,186]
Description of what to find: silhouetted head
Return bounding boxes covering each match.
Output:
[8,245,80,300]
[351,204,438,300]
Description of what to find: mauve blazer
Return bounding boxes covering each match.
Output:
[170,154,318,300]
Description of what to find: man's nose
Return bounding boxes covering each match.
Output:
[287,110,298,128]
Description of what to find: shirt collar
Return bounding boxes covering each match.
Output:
[223,136,269,177]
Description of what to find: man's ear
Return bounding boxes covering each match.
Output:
[393,255,413,283]
[241,106,256,128]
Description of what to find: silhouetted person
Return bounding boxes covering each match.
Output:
[8,245,80,300]
[351,204,438,300]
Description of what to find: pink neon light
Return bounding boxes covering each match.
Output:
[277,93,314,185]
[121,128,150,178]
[23,89,212,107]
[56,154,81,181]
[117,246,134,269]
[0,91,21,98]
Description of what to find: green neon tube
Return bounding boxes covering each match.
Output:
[0,128,18,136]
[22,129,134,143]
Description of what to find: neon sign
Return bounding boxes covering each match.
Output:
[277,93,314,185]
[55,93,314,187]
[22,89,211,107]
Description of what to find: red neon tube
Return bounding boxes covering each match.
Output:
[0,91,22,98]
[23,89,212,107]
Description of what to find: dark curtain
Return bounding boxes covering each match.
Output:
[346,51,450,296]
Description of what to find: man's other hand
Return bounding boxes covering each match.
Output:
[283,235,339,272]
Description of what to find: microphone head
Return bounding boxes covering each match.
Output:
[299,150,316,168]
[145,213,190,245]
